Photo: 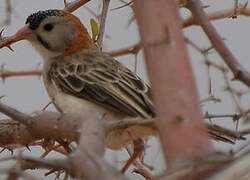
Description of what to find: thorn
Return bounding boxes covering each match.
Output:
[42,101,52,111]
[0,148,6,153]
[44,169,57,176]
[0,28,14,52]
[0,64,6,84]
[25,145,31,152]
[201,5,210,8]
[0,148,15,155]
[243,2,248,9]
[7,45,14,52]
[0,28,4,38]
[111,1,133,11]
[35,62,41,70]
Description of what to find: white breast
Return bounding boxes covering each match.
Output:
[54,91,106,116]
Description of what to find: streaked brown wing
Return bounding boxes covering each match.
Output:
[49,49,155,118]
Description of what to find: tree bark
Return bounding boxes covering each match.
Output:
[134,0,213,166]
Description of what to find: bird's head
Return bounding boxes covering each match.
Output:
[12,9,95,59]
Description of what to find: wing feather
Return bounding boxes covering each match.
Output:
[49,49,155,118]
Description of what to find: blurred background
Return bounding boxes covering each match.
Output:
[0,0,250,179]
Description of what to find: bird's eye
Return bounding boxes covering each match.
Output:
[43,23,54,31]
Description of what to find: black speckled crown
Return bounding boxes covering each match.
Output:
[26,9,62,30]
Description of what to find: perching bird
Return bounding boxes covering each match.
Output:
[12,9,156,150]
[5,9,244,152]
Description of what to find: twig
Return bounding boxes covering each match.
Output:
[203,113,241,121]
[2,0,12,26]
[232,0,239,18]
[206,123,245,144]
[108,42,142,57]
[97,0,111,48]
[222,72,242,113]
[0,69,42,82]
[111,1,134,11]
[185,37,219,100]
[125,144,155,180]
[0,101,244,149]
[186,0,250,87]
[108,42,141,73]
[200,96,221,104]
[85,6,101,20]
[64,0,91,12]
[183,3,250,28]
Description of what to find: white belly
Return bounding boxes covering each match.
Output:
[54,91,105,116]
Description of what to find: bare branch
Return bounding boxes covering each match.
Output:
[232,0,239,18]
[0,100,245,151]
[1,0,12,26]
[96,0,110,48]
[4,114,128,180]
[186,0,250,87]
[183,3,250,28]
[108,42,142,57]
[0,68,42,82]
[64,0,91,12]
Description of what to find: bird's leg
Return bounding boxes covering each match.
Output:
[121,138,145,173]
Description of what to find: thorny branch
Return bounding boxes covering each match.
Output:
[0,0,12,26]
[0,101,249,179]
[0,68,42,82]
[0,100,247,147]
[108,42,142,57]
[96,0,110,48]
[183,3,250,27]
[232,0,239,18]
[186,36,250,135]
[63,0,91,12]
[186,0,250,87]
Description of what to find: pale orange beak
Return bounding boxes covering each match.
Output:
[0,24,34,51]
[13,24,34,41]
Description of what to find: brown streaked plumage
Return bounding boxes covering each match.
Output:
[47,49,154,119]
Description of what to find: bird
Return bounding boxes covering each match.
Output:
[11,9,156,151]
